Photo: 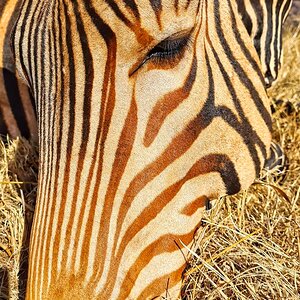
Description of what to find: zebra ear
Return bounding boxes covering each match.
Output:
[13,64,30,88]
[9,17,31,89]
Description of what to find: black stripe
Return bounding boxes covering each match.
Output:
[282,0,292,21]
[237,0,253,35]
[123,0,140,20]
[10,0,31,87]
[73,1,94,144]
[39,1,52,162]
[279,0,293,63]
[150,0,162,14]
[0,1,7,20]
[175,0,179,13]
[63,0,76,157]
[185,0,192,10]
[32,1,48,102]
[273,0,284,77]
[27,1,43,95]
[264,0,274,76]
[208,154,241,195]
[45,1,59,196]
[250,0,264,59]
[149,0,162,28]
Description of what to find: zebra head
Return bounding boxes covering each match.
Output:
[13,0,271,299]
[236,0,293,87]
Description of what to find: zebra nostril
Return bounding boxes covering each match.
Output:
[265,69,276,88]
[265,75,275,88]
[265,77,270,88]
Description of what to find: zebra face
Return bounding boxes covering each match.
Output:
[236,0,293,87]
[12,0,271,299]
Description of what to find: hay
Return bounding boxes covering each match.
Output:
[0,138,38,299]
[0,16,299,300]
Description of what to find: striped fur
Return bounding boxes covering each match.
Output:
[6,0,273,299]
[237,0,293,87]
[0,0,37,139]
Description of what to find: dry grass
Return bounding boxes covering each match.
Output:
[0,17,299,300]
[0,138,38,299]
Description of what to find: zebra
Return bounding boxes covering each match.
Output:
[236,0,293,87]
[0,0,38,139]
[0,0,289,299]
[0,0,293,138]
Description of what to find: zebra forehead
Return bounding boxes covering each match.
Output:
[106,0,201,12]
[64,0,202,58]
[90,0,201,27]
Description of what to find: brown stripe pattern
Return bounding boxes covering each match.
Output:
[10,0,272,299]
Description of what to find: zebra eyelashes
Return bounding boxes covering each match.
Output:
[146,32,193,65]
[128,29,194,76]
[129,31,193,75]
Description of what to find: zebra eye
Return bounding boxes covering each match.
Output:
[146,33,192,64]
[129,32,192,76]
